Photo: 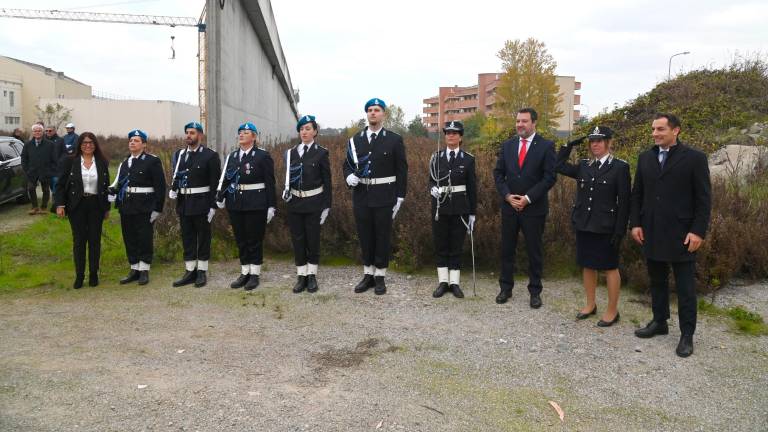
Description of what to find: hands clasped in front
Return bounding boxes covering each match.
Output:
[505,194,528,212]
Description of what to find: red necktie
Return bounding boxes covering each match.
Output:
[518,138,528,168]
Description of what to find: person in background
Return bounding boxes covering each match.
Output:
[12,128,25,142]
[54,132,111,289]
[45,125,65,211]
[62,123,79,158]
[20,124,56,215]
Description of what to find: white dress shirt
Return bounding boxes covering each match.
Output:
[298,141,314,157]
[81,158,98,194]
[367,127,383,143]
[518,133,536,156]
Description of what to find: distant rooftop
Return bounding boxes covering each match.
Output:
[1,55,88,86]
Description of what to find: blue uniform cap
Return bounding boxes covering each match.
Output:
[238,122,259,134]
[184,121,204,133]
[128,129,147,142]
[296,114,316,131]
[364,98,386,112]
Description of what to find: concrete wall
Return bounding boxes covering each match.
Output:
[206,0,298,152]
[555,76,576,135]
[38,98,199,139]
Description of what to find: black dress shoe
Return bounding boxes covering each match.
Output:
[306,274,318,293]
[374,276,386,295]
[354,274,375,293]
[292,275,307,293]
[530,294,542,309]
[634,320,669,338]
[676,334,694,358]
[73,275,84,289]
[230,274,250,289]
[597,312,620,327]
[173,270,197,287]
[576,306,597,320]
[120,269,140,284]
[194,270,207,288]
[496,288,512,304]
[137,270,150,286]
[88,273,99,287]
[450,284,464,299]
[244,275,260,291]
[433,282,449,298]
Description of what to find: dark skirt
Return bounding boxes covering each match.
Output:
[576,231,619,270]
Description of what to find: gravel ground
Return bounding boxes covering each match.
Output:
[0,259,766,432]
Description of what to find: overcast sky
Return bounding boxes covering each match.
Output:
[1,0,766,129]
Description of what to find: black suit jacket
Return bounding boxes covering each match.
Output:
[342,128,408,208]
[556,145,631,236]
[218,147,276,212]
[170,146,221,216]
[114,152,166,215]
[493,134,557,216]
[284,143,332,213]
[630,142,711,262]
[21,138,57,182]
[429,148,477,216]
[54,155,111,213]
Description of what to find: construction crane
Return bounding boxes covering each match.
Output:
[0,7,209,127]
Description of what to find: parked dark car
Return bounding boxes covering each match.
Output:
[0,137,28,205]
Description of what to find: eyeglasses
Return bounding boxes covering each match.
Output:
[81,140,95,145]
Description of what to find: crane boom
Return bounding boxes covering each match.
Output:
[0,8,199,28]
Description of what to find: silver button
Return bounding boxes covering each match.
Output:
[587,207,591,211]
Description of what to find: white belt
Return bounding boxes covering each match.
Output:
[179,186,211,195]
[237,183,265,191]
[438,185,466,193]
[291,186,323,198]
[359,176,396,185]
[127,187,155,193]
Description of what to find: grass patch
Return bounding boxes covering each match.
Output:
[698,299,768,336]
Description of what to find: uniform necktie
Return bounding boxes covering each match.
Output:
[370,132,377,143]
[659,150,668,168]
[518,138,528,168]
[301,144,308,159]
[128,157,135,168]
[448,150,456,166]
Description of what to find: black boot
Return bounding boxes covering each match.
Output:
[173,270,197,287]
[120,269,140,284]
[244,275,260,291]
[374,276,387,295]
[433,282,449,298]
[450,284,464,299]
[230,274,250,289]
[306,274,319,293]
[354,274,375,293]
[634,320,669,338]
[676,334,694,358]
[73,274,84,289]
[194,270,207,288]
[495,288,512,304]
[88,273,99,287]
[292,275,307,293]
[138,270,150,286]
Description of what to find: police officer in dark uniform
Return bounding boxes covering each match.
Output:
[168,122,221,288]
[429,121,477,299]
[283,115,332,294]
[556,126,630,326]
[108,129,166,286]
[343,98,408,295]
[216,122,276,291]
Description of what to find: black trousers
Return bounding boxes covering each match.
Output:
[228,210,266,265]
[647,259,697,336]
[499,210,546,295]
[120,212,154,265]
[433,214,467,269]
[180,214,211,262]
[288,211,321,266]
[27,179,50,209]
[68,196,105,277]
[354,205,393,269]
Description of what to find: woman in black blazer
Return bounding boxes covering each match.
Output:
[54,132,111,289]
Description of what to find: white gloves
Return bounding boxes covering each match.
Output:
[392,197,404,220]
[430,186,440,199]
[207,208,215,223]
[216,199,225,209]
[346,174,360,187]
[267,207,276,224]
[320,208,329,225]
[168,190,178,200]
[107,194,116,203]
[150,211,160,223]
[468,215,476,233]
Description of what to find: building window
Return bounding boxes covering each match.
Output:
[9,91,14,107]
[5,116,20,125]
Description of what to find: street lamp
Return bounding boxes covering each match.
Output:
[668,51,690,79]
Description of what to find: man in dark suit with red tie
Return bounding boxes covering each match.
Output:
[493,108,557,308]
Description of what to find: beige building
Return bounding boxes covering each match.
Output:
[0,56,92,129]
[423,73,581,136]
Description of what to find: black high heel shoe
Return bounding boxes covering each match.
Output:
[597,312,620,327]
[576,306,597,320]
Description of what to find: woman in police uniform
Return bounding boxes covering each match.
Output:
[429,121,477,299]
[556,126,630,326]
[216,122,276,291]
[283,115,332,294]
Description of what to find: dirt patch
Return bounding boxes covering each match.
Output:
[311,337,401,370]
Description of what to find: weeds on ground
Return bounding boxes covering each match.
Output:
[698,299,768,336]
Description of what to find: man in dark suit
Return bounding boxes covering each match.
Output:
[20,124,56,215]
[630,113,711,358]
[493,107,557,308]
[343,98,408,295]
[169,122,221,288]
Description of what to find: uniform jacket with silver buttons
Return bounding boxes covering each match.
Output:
[114,152,166,215]
[285,143,332,214]
[170,146,221,216]
[429,149,477,216]
[219,147,276,212]
[342,128,408,208]
[556,145,631,236]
